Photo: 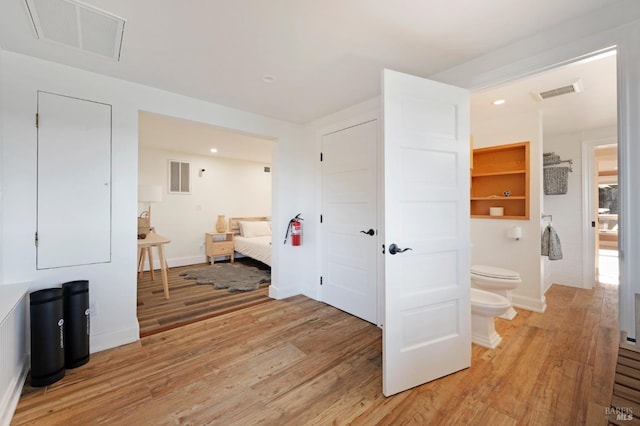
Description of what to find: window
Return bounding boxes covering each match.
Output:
[169,160,190,194]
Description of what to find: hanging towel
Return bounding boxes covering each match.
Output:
[541,225,563,260]
[544,166,569,195]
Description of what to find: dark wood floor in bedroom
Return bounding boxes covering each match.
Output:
[137,258,271,337]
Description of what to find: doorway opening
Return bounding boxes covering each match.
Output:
[594,144,619,285]
[137,111,275,336]
[472,49,617,294]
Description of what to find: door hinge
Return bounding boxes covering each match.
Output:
[320,214,323,223]
[320,152,323,162]
[35,113,39,128]
[320,276,323,286]
[35,232,39,247]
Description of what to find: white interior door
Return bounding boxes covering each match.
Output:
[321,120,378,324]
[37,91,112,269]
[382,69,471,396]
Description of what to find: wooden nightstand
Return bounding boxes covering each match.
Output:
[205,232,234,264]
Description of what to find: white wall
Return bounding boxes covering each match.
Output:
[542,133,585,289]
[139,146,272,267]
[540,127,617,291]
[0,50,311,352]
[0,50,3,283]
[1,52,139,352]
[471,111,546,312]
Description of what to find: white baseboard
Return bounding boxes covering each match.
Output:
[140,255,206,271]
[90,324,139,353]
[147,254,254,271]
[0,355,29,426]
[512,293,547,313]
[268,285,299,300]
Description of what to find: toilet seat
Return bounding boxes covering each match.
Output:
[470,288,511,311]
[471,264,521,280]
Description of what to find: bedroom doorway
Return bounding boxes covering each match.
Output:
[137,111,274,336]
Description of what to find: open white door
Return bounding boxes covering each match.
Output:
[382,69,470,396]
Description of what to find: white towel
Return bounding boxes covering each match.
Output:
[541,225,563,260]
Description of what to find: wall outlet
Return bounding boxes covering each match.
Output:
[90,302,97,317]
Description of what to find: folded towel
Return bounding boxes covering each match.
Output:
[544,166,569,195]
[541,225,563,260]
[543,153,561,166]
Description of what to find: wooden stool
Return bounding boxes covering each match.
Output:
[137,246,155,280]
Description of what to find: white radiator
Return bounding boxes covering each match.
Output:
[0,284,29,426]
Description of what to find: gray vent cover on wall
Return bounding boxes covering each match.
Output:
[25,0,126,61]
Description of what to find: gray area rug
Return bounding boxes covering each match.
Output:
[180,263,271,292]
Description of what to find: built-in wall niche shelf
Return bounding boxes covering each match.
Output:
[471,141,530,220]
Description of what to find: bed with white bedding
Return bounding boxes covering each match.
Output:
[229,217,272,267]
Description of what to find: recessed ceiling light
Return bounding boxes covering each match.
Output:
[493,99,506,105]
[210,148,218,153]
[262,75,275,83]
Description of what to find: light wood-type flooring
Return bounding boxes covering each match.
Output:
[13,281,618,425]
[137,259,271,337]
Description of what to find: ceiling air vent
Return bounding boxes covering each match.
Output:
[24,0,126,61]
[532,80,584,101]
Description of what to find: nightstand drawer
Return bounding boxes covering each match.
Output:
[210,241,233,254]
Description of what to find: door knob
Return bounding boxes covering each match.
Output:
[388,243,412,255]
[360,229,375,236]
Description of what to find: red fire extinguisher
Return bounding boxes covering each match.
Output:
[284,214,303,246]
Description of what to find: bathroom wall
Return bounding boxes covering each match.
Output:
[471,110,546,312]
[542,132,584,289]
[543,126,617,290]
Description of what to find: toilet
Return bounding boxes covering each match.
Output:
[470,264,521,320]
[470,288,511,349]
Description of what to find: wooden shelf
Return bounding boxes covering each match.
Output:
[471,170,527,177]
[471,142,530,220]
[471,215,527,220]
[471,196,526,201]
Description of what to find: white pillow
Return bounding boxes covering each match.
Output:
[239,220,271,237]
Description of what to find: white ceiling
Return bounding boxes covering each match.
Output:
[0,0,629,126]
[0,1,625,162]
[139,111,274,164]
[471,50,617,137]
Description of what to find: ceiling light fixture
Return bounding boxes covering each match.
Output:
[493,99,506,105]
[262,75,275,83]
[210,148,218,153]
